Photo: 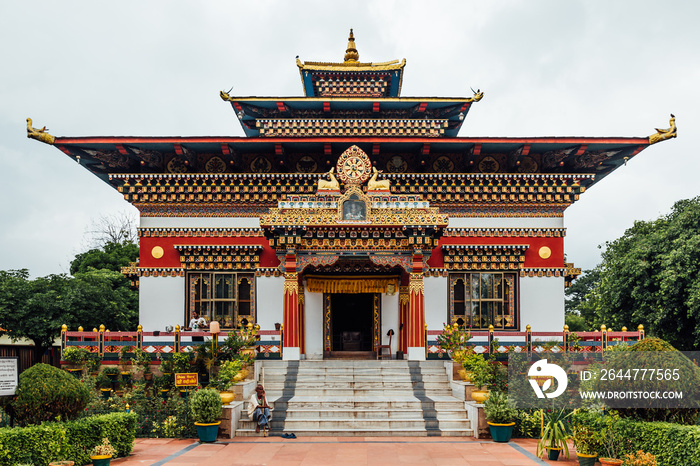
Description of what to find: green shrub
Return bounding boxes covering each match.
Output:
[617,419,700,466]
[2,363,90,426]
[189,388,222,423]
[483,391,517,424]
[0,412,136,466]
[514,409,541,438]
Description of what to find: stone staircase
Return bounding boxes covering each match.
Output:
[235,360,472,436]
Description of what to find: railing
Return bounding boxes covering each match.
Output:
[425,324,645,359]
[61,324,283,361]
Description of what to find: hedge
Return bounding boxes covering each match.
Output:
[0,412,137,466]
[618,419,700,466]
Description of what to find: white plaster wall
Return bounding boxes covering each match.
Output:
[139,276,185,332]
[140,217,260,229]
[519,275,565,332]
[381,293,399,356]
[448,217,564,229]
[255,276,284,331]
[304,291,324,359]
[424,276,448,330]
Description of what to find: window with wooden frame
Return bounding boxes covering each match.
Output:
[188,272,255,328]
[449,272,517,330]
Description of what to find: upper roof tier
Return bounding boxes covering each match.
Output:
[296,29,406,98]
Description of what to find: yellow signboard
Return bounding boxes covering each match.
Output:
[175,373,198,387]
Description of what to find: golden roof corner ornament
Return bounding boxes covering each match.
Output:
[344,28,359,62]
[219,90,233,102]
[26,118,55,145]
[467,87,484,103]
[367,166,391,191]
[649,113,677,144]
[317,167,340,191]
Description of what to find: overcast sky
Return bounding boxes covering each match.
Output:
[1,1,698,278]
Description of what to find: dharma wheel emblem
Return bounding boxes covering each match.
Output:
[336,145,372,185]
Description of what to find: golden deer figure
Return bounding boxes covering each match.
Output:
[367,167,391,191]
[318,167,340,191]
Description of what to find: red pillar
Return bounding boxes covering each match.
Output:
[298,285,305,355]
[283,272,300,348]
[399,285,409,353]
[407,273,426,349]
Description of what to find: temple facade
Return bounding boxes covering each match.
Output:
[29,31,675,361]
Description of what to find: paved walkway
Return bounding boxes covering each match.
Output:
[112,437,579,465]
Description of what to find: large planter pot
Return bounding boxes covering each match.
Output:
[194,421,221,442]
[576,453,597,466]
[144,372,154,382]
[547,447,562,461]
[599,459,623,466]
[65,368,83,378]
[487,422,515,442]
[89,455,112,466]
[49,461,74,466]
[471,389,489,403]
[239,347,256,358]
[105,372,119,382]
[219,391,236,404]
[457,369,473,382]
[160,389,170,400]
[100,388,112,399]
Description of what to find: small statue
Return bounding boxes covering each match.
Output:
[367,167,391,191]
[26,118,55,145]
[649,114,677,144]
[219,90,233,101]
[317,167,340,191]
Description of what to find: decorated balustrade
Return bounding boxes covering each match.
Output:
[60,324,283,362]
[425,324,646,360]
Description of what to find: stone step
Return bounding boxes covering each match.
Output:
[235,360,468,437]
[262,396,465,410]
[239,417,471,430]
[235,427,473,437]
[280,408,468,420]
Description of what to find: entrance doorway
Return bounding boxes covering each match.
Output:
[324,293,380,358]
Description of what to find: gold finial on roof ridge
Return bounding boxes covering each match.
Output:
[344,28,359,62]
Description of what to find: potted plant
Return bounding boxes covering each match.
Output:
[86,353,102,377]
[131,348,153,381]
[118,346,133,382]
[160,356,174,375]
[96,372,113,399]
[89,437,116,466]
[598,412,625,465]
[468,353,491,403]
[483,391,517,442]
[212,359,242,404]
[622,450,657,466]
[536,408,572,461]
[154,374,171,399]
[172,352,192,374]
[189,388,223,442]
[61,347,90,376]
[103,366,120,382]
[572,422,600,466]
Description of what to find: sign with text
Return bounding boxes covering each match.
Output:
[508,352,700,409]
[0,357,19,396]
[175,372,198,387]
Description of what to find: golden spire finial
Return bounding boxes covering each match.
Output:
[344,28,359,62]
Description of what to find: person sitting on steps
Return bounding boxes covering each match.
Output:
[248,384,272,434]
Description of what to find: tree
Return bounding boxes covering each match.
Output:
[70,241,139,275]
[565,267,602,329]
[579,197,700,350]
[0,270,70,362]
[85,210,138,247]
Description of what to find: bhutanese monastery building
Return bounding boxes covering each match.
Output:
[28,31,676,361]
